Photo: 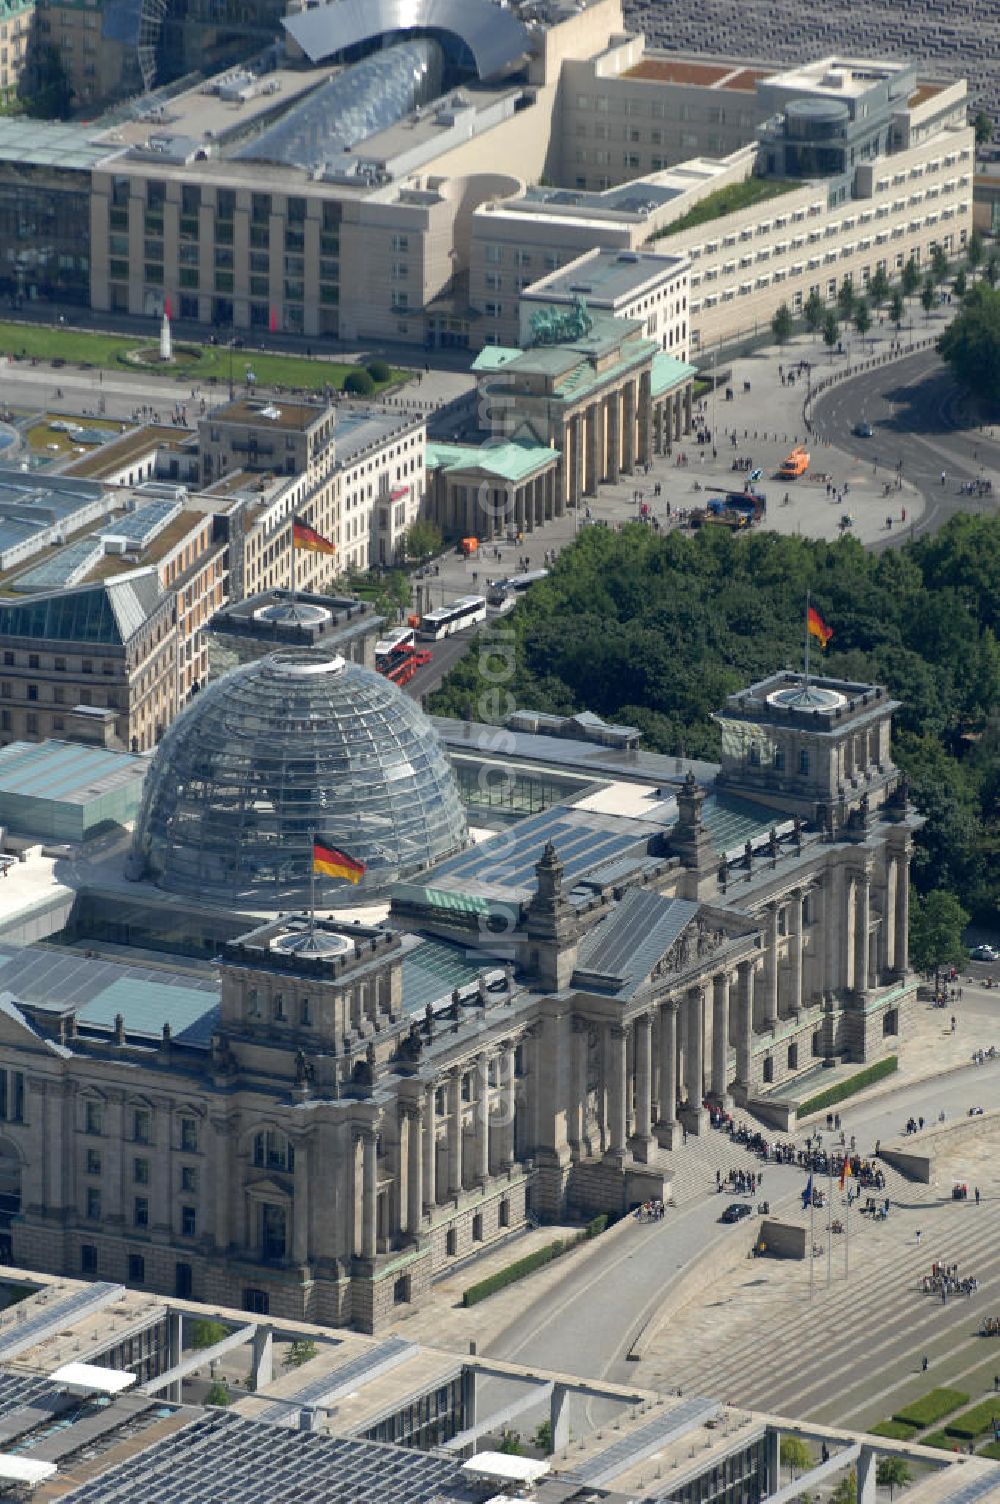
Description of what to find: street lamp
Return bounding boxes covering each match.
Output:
[711,347,717,445]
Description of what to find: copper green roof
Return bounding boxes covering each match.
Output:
[471,346,522,372]
[426,439,558,484]
[651,351,697,396]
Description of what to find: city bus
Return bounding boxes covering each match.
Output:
[374,626,416,665]
[486,569,549,608]
[418,596,488,640]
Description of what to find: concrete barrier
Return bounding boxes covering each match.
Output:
[758,1219,807,1259]
[879,1107,1000,1184]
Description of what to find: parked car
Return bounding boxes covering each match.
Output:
[854,420,874,438]
[971,944,999,962]
[720,1202,754,1224]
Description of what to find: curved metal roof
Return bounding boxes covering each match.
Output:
[282,0,532,81]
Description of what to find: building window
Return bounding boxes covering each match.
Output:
[446,1228,458,1256]
[260,1203,285,1260]
[762,1056,774,1084]
[272,994,285,1022]
[181,1166,198,1194]
[254,1130,293,1172]
[134,1196,149,1228]
[181,1206,197,1238]
[85,1101,103,1135]
[499,1198,510,1228]
[300,998,311,1026]
[799,749,810,775]
[133,1108,151,1144]
[127,1253,145,1284]
[134,1157,149,1185]
[787,1042,799,1070]
[0,1072,24,1124]
[175,1263,193,1299]
[86,1188,101,1220]
[86,1149,101,1176]
[243,1288,269,1315]
[472,1213,483,1241]
[393,1274,411,1304]
[81,1244,97,1276]
[180,1117,198,1152]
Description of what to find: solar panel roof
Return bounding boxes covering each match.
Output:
[575,1396,722,1486]
[573,887,699,996]
[0,1285,124,1363]
[427,807,654,898]
[58,1408,475,1504]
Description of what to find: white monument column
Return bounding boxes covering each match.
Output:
[737,960,755,1092]
[711,972,731,1103]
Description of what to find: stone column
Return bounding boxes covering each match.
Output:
[503,1044,516,1168]
[210,1116,230,1253]
[684,383,693,432]
[407,1106,422,1237]
[422,1087,436,1210]
[447,1071,462,1195]
[894,850,910,973]
[711,972,731,1104]
[607,1023,628,1157]
[685,986,705,1109]
[855,871,870,995]
[884,857,897,976]
[361,1129,377,1260]
[292,1136,309,1264]
[608,392,620,483]
[764,903,779,1026]
[475,1053,490,1185]
[737,961,755,1092]
[623,379,637,472]
[789,890,804,1015]
[638,369,652,464]
[586,403,600,494]
[656,1000,677,1145]
[572,413,584,506]
[569,1018,587,1155]
[633,1011,653,1158]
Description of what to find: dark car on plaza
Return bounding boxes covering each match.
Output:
[854,420,874,437]
[720,1202,754,1224]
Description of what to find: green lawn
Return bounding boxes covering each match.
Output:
[922,1430,962,1451]
[0,322,408,394]
[869,1420,920,1441]
[945,1397,1000,1440]
[893,1388,971,1429]
[978,1442,1000,1460]
[652,176,800,239]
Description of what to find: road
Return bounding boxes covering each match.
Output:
[485,1055,1000,1404]
[811,348,1000,544]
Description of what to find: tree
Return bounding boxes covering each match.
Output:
[938,285,1000,404]
[967,231,984,273]
[344,368,375,396]
[909,888,969,990]
[780,1437,813,1481]
[403,519,443,562]
[804,290,825,334]
[837,277,856,325]
[283,1338,318,1370]
[974,108,994,146]
[370,568,412,623]
[822,311,839,358]
[987,253,1000,289]
[830,1470,858,1504]
[921,278,936,321]
[366,359,391,384]
[931,244,950,285]
[498,1430,523,1455]
[189,1319,230,1350]
[18,44,74,119]
[869,267,890,308]
[877,1457,912,1500]
[771,302,793,345]
[854,299,871,341]
[890,290,904,330]
[953,268,967,301]
[205,1380,231,1407]
[901,257,921,299]
[533,1420,553,1453]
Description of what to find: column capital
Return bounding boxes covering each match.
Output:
[609,1021,628,1041]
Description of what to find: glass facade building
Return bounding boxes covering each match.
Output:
[0,170,91,307]
[133,648,469,904]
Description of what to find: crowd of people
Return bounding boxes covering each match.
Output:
[921,1262,979,1300]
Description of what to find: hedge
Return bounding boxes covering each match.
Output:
[366,359,391,384]
[870,1420,919,1441]
[344,369,375,396]
[462,1215,612,1306]
[893,1389,970,1428]
[945,1398,1000,1440]
[799,1056,898,1116]
[978,1442,1000,1460]
[922,1430,960,1451]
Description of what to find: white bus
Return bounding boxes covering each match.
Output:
[486,569,549,607]
[419,595,487,640]
[374,626,416,663]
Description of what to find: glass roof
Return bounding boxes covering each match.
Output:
[133,648,468,905]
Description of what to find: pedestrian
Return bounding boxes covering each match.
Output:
[951,1015,957,1034]
[922,1355,929,1371]
[993,1374,998,1392]
[976,1187,981,1205]
[916,1229,922,1246]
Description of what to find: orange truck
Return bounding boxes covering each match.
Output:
[778,446,810,480]
[458,537,479,557]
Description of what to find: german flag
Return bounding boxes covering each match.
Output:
[293,517,336,556]
[313,839,365,884]
[807,605,833,648]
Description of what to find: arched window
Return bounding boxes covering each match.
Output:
[799,748,810,775]
[253,1129,294,1173]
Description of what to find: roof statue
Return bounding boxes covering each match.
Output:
[529,297,594,347]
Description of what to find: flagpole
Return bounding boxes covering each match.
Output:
[810,1184,815,1300]
[845,1172,851,1279]
[826,1156,833,1288]
[290,517,297,600]
[804,590,811,691]
[308,828,316,934]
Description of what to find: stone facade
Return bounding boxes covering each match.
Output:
[0,670,920,1331]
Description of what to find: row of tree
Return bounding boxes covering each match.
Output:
[429,518,1000,952]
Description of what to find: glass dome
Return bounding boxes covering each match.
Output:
[132,648,469,905]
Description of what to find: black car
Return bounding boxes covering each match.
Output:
[720,1202,754,1224]
[854,420,874,438]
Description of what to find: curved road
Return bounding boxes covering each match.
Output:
[811,348,1000,545]
[486,1055,1000,1400]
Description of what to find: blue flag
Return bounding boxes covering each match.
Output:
[802,1174,814,1209]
